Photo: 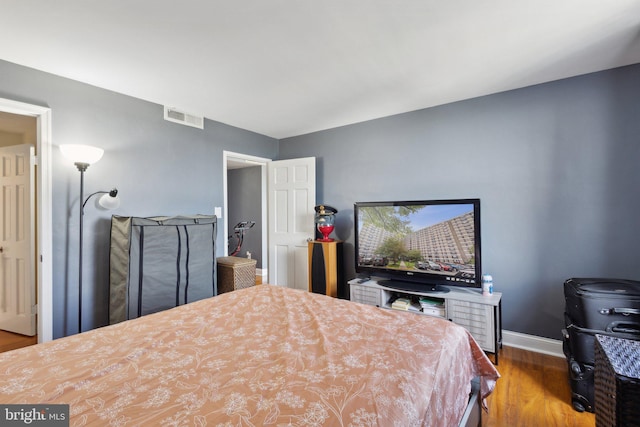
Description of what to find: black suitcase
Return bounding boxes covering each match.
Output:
[564,278,640,331]
[563,278,640,412]
[564,312,640,365]
[564,352,595,413]
[564,278,640,364]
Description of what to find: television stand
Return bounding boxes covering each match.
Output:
[380,279,450,294]
[349,278,502,364]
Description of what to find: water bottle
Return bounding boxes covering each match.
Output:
[482,274,493,296]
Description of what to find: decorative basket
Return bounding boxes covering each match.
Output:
[216,256,257,294]
[595,334,640,427]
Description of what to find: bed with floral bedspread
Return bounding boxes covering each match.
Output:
[0,284,499,426]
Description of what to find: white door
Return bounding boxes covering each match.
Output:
[267,157,315,290]
[0,144,36,336]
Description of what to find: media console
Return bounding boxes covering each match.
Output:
[348,278,502,364]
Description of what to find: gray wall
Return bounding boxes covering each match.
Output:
[227,166,263,267]
[0,59,278,338]
[2,56,639,342]
[279,64,640,340]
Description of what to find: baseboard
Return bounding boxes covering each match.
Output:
[256,268,267,280]
[502,330,563,358]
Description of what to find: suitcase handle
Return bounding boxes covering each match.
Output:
[598,307,640,316]
[567,323,640,339]
[606,321,640,335]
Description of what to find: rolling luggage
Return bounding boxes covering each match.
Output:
[564,278,640,332]
[563,278,640,412]
[565,354,595,413]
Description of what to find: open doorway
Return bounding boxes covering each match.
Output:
[223,151,269,282]
[0,98,53,345]
[0,113,37,351]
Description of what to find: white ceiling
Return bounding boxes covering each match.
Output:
[1,1,639,139]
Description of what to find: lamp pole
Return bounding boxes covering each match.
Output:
[75,162,89,333]
[76,187,120,334]
[60,144,108,335]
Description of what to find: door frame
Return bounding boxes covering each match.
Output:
[222,151,270,278]
[0,98,53,343]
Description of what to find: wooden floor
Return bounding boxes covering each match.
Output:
[0,330,37,353]
[483,346,595,427]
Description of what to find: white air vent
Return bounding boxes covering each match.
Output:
[164,106,204,129]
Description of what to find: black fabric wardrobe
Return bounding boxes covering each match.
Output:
[108,215,217,324]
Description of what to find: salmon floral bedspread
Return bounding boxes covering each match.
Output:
[0,285,499,426]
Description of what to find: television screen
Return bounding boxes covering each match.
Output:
[354,199,481,292]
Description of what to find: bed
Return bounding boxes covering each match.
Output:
[0,284,499,426]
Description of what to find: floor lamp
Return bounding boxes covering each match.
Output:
[60,144,120,333]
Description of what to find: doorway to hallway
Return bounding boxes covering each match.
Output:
[223,151,268,281]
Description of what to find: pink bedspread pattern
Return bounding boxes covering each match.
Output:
[0,284,498,426]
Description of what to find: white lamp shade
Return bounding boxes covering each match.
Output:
[60,144,104,165]
[98,193,120,210]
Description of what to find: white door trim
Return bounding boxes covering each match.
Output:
[222,151,270,272]
[0,98,53,343]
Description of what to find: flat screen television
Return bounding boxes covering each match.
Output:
[354,199,481,293]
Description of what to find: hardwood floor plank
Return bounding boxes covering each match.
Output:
[0,330,37,353]
[483,346,595,426]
